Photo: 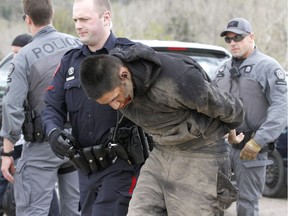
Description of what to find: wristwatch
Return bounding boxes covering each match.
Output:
[0,148,14,157]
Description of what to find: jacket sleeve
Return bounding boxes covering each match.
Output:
[177,66,244,130]
[0,53,28,143]
[254,63,287,146]
[41,60,67,136]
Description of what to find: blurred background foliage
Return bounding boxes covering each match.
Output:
[0,0,287,69]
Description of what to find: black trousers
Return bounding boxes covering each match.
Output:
[78,158,142,216]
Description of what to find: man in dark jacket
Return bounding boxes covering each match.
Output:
[79,43,245,216]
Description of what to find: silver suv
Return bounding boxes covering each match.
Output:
[133,40,231,79]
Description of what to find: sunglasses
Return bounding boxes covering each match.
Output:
[22,14,27,21]
[224,34,249,43]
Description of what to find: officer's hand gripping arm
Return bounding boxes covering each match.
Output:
[48,128,75,159]
[240,139,261,160]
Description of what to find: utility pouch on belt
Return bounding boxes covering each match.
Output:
[128,126,146,164]
[22,100,45,142]
[66,125,154,175]
[22,101,35,142]
[34,116,45,142]
[68,145,118,175]
[91,145,109,169]
[70,153,91,176]
[108,125,153,165]
[109,143,130,162]
[82,148,99,171]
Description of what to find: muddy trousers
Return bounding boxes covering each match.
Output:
[127,145,237,216]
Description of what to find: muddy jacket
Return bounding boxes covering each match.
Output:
[110,43,244,149]
[0,26,81,143]
[214,49,287,147]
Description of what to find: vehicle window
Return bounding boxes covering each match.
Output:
[151,49,229,79]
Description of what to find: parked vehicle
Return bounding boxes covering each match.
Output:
[264,127,287,198]
[0,53,13,146]
[0,53,13,109]
[134,40,231,79]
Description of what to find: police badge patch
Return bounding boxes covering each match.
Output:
[274,69,287,85]
[7,63,15,83]
[244,65,252,73]
[66,67,75,81]
[216,65,226,77]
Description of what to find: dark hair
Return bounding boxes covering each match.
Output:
[22,0,53,26]
[80,55,123,100]
[11,34,32,47]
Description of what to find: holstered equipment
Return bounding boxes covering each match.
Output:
[22,100,45,142]
[66,125,154,175]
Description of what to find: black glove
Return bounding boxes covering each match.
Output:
[48,128,75,159]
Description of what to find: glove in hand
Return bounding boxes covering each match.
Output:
[240,139,261,160]
[48,129,75,159]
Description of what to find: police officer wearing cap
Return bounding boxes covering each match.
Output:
[214,18,287,216]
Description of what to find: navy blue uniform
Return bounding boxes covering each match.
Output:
[42,33,140,216]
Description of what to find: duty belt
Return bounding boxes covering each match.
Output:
[69,144,122,176]
[67,125,153,175]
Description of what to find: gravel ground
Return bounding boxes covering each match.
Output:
[225,196,288,216]
[3,195,287,215]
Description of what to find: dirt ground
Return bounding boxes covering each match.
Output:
[225,196,288,216]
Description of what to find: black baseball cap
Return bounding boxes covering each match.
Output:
[11,33,32,47]
[220,18,253,37]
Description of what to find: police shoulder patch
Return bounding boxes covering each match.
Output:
[8,63,15,77]
[244,65,253,73]
[216,65,226,77]
[274,69,285,80]
[274,68,287,85]
[66,67,75,81]
[219,65,226,73]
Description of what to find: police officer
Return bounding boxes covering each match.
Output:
[214,18,287,216]
[0,0,81,215]
[0,33,62,216]
[41,0,143,216]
